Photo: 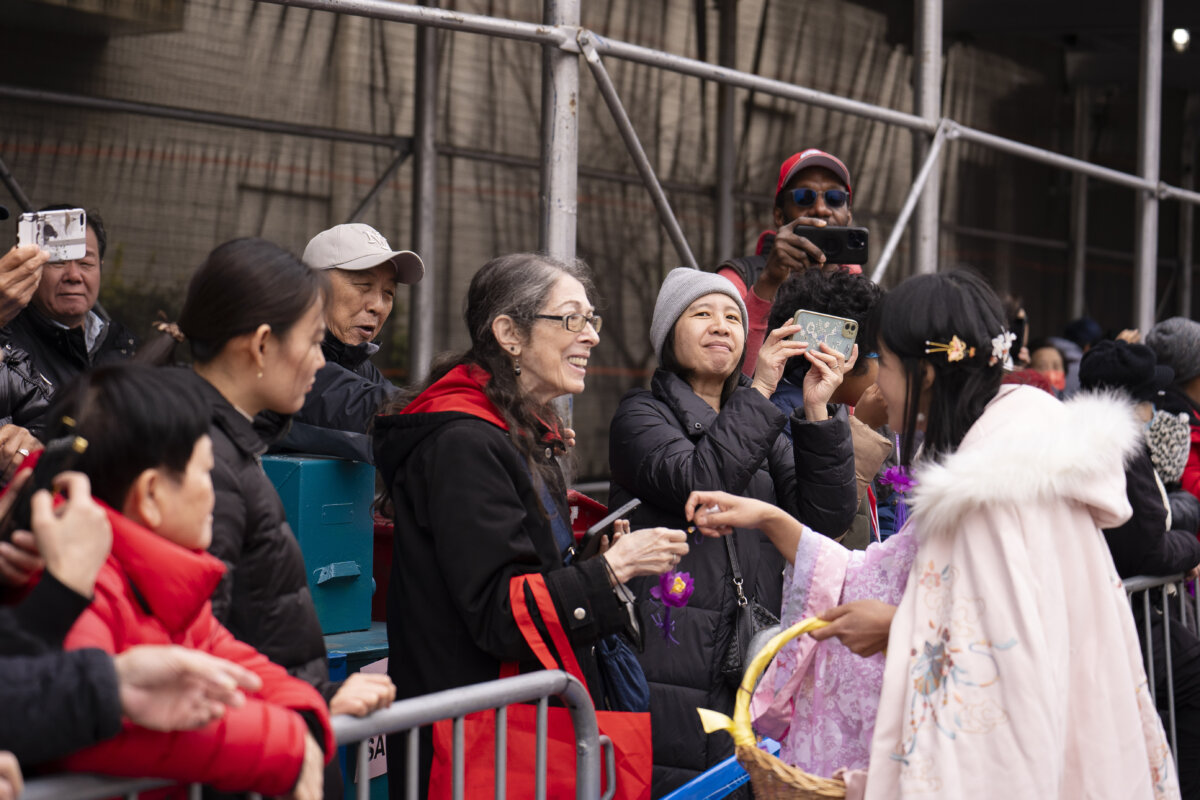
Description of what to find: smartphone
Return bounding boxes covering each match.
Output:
[575,498,641,561]
[0,433,89,544]
[17,208,87,263]
[790,309,858,360]
[790,224,869,265]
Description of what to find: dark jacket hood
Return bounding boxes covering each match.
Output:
[374,364,509,487]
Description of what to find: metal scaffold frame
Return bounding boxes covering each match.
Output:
[2,0,1196,379]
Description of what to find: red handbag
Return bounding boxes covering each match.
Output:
[429,573,652,799]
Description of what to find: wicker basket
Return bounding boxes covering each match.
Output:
[697,617,847,800]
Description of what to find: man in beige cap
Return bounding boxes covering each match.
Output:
[264,223,424,462]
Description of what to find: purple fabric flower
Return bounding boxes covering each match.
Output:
[879,465,916,494]
[650,571,694,607]
[650,571,694,643]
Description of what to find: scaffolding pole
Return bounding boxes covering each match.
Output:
[0,84,409,149]
[872,120,950,284]
[1134,0,1163,333]
[913,0,942,275]
[410,0,438,382]
[345,146,412,223]
[579,33,698,271]
[539,0,580,262]
[1180,94,1198,319]
[1069,87,1090,319]
[715,0,738,263]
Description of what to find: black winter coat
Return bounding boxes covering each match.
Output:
[375,405,628,797]
[608,369,856,796]
[5,305,136,420]
[0,573,123,766]
[1103,447,1200,579]
[182,370,331,697]
[0,340,53,439]
[267,332,401,462]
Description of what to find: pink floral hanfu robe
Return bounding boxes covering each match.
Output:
[759,385,1180,800]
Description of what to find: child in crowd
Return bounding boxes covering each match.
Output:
[56,365,333,799]
[689,270,1176,799]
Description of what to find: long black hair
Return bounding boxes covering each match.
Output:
[386,253,595,487]
[46,364,210,509]
[873,269,1007,467]
[138,238,327,365]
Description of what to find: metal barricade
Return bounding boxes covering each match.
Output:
[1124,573,1200,773]
[21,670,604,800]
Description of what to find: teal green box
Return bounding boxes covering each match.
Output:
[262,455,374,635]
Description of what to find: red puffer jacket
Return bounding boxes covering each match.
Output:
[60,508,334,795]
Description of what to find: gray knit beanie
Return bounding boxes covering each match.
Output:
[650,267,749,363]
[1146,316,1200,384]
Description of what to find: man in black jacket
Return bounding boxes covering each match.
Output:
[267,223,424,462]
[4,207,137,430]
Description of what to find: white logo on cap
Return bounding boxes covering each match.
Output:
[361,227,389,250]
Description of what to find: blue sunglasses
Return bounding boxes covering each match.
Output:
[789,188,849,209]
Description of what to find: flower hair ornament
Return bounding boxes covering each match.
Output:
[989,330,1017,371]
[924,335,974,362]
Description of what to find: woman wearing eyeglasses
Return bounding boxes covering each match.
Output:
[374,253,689,798]
[718,148,859,376]
[607,267,858,796]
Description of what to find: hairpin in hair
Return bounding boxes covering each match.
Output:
[924,335,974,362]
[989,330,1017,370]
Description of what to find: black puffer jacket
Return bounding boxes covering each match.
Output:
[374,365,628,797]
[1103,447,1200,579]
[608,369,856,796]
[5,304,136,410]
[267,332,400,462]
[0,572,122,766]
[181,369,331,697]
[0,339,53,439]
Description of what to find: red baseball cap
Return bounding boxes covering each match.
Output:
[775,149,853,201]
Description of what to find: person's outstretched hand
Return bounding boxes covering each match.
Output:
[0,752,22,800]
[114,645,264,731]
[329,671,396,717]
[684,490,781,537]
[810,599,896,658]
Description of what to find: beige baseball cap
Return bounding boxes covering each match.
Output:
[302,223,424,285]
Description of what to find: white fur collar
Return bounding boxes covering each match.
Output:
[907,385,1141,537]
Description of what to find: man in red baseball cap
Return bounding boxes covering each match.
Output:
[717,148,860,375]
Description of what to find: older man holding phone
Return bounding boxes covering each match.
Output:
[717,149,862,376]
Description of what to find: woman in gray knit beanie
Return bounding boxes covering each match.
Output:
[1147,316,1200,503]
[606,266,859,794]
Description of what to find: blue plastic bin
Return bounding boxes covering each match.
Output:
[262,455,375,635]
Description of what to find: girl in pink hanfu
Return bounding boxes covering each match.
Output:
[689,270,1178,800]
[748,513,916,775]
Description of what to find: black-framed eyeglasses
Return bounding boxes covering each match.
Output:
[534,313,603,334]
[789,188,848,209]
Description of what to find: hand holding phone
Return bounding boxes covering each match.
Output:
[576,498,641,561]
[789,225,869,266]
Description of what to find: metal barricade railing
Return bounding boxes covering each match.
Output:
[21,670,604,800]
[1124,573,1200,773]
